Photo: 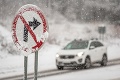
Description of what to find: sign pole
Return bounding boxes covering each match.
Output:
[24,56,28,80]
[34,51,38,80]
[12,4,49,80]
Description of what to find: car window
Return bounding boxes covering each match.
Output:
[90,41,103,48]
[90,41,98,48]
[63,40,89,50]
[96,41,104,47]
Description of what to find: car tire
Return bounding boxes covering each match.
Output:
[101,55,107,66]
[57,66,64,70]
[84,57,91,69]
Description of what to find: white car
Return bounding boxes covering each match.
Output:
[56,39,107,70]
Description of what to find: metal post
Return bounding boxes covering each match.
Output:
[24,56,28,80]
[102,34,104,41]
[34,51,38,80]
[99,33,101,40]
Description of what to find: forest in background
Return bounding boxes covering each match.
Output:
[0,0,120,24]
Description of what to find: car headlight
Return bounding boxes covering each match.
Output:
[56,54,59,58]
[77,52,84,57]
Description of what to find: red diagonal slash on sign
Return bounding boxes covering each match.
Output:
[19,15,43,49]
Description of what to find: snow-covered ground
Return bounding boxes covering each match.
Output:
[39,64,120,80]
[0,44,60,78]
[0,25,12,43]
[1,43,120,80]
[0,21,120,80]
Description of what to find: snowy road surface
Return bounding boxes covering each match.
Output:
[0,59,120,80]
[39,64,120,80]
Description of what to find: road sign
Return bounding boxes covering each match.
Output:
[12,4,49,55]
[98,26,106,34]
[98,25,106,40]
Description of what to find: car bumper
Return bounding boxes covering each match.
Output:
[56,56,85,67]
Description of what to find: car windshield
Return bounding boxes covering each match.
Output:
[63,40,89,50]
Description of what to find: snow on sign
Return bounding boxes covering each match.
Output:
[12,4,49,55]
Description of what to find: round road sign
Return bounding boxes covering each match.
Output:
[12,4,49,55]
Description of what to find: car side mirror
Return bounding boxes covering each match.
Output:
[89,46,95,50]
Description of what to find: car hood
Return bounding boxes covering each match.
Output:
[58,49,87,55]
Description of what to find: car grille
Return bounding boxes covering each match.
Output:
[64,62,77,66]
[60,55,75,59]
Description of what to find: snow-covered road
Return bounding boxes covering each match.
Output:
[39,64,120,80]
[1,60,120,80]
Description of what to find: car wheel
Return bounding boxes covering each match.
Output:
[84,57,91,69]
[101,55,107,66]
[57,66,64,70]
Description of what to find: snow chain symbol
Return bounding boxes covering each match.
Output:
[23,17,41,42]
